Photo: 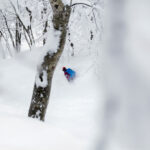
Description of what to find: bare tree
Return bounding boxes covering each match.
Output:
[0,0,51,56]
[0,10,15,49]
[28,0,71,121]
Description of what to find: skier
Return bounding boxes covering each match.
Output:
[62,67,76,81]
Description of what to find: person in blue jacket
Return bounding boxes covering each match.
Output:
[62,67,76,81]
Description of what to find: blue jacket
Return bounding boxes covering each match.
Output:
[66,68,76,78]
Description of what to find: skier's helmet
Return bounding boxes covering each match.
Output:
[62,67,66,71]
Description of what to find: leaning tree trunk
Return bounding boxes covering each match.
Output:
[28,0,71,121]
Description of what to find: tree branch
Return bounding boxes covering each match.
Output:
[70,0,73,6]
[71,3,92,8]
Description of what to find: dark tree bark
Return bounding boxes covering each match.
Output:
[43,20,48,45]
[15,17,22,52]
[28,0,71,121]
[41,0,49,45]
[26,7,35,45]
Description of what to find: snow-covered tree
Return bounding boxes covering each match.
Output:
[28,0,71,121]
[0,0,52,57]
[28,0,100,121]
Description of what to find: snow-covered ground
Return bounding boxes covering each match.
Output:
[2,0,150,149]
[0,0,102,149]
[0,46,101,150]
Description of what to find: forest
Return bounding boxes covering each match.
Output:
[0,0,150,150]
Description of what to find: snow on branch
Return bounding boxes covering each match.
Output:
[35,70,48,88]
[43,27,61,54]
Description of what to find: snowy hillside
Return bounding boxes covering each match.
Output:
[0,46,101,149]
[2,0,150,150]
[0,0,103,149]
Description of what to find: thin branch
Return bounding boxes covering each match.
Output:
[92,8,99,31]
[0,30,12,56]
[71,3,92,8]
[70,0,73,6]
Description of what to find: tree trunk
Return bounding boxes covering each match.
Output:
[15,17,22,52]
[28,0,71,121]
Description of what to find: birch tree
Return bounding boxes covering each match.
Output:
[28,0,71,121]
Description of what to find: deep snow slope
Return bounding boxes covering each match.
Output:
[0,0,102,149]
[47,53,100,143]
[0,46,101,150]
